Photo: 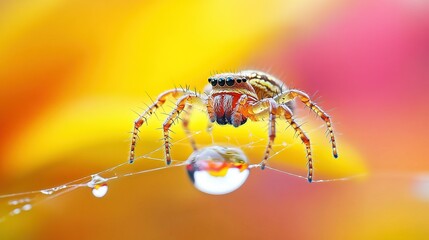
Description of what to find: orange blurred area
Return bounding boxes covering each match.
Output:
[0,0,428,239]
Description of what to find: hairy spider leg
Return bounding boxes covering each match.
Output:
[130,89,190,163]
[277,105,313,182]
[275,89,338,158]
[207,96,216,123]
[250,99,314,182]
[163,94,201,164]
[248,99,278,170]
[181,103,197,151]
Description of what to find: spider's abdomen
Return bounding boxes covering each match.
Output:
[212,93,247,126]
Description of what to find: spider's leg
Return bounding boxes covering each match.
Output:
[129,89,189,163]
[278,105,313,182]
[182,103,197,151]
[207,96,216,123]
[275,89,338,158]
[163,94,201,165]
[206,120,213,133]
[249,99,278,169]
[249,100,314,182]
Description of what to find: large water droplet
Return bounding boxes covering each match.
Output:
[92,184,108,198]
[186,146,250,195]
[87,174,108,198]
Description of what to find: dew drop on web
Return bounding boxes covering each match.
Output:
[22,204,32,211]
[40,189,54,195]
[186,146,250,195]
[11,208,21,215]
[87,174,108,198]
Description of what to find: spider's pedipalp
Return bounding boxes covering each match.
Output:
[231,95,249,127]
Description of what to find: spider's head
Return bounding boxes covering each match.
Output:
[207,73,257,98]
[207,73,257,127]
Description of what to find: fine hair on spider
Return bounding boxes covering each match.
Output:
[128,70,338,182]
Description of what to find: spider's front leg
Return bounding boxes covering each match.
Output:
[129,89,189,163]
[207,96,216,123]
[182,104,197,151]
[275,89,338,158]
[162,94,202,165]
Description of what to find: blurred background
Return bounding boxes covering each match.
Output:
[0,0,428,239]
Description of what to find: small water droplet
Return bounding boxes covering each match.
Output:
[186,146,250,195]
[92,183,108,198]
[22,204,32,211]
[52,185,67,192]
[10,208,21,216]
[8,200,18,206]
[40,186,67,195]
[40,189,54,195]
[87,174,108,188]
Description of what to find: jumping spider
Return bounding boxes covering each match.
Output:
[129,70,338,182]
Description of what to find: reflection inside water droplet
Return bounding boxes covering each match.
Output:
[186,146,250,195]
[92,184,108,198]
[88,174,109,198]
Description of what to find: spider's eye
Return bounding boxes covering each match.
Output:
[218,77,226,86]
[236,78,241,83]
[226,77,234,86]
[208,78,212,83]
[210,79,217,86]
[242,78,247,83]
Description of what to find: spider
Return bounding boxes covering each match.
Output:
[129,70,338,182]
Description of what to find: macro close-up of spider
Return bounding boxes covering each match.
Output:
[129,70,338,182]
[3,1,429,238]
